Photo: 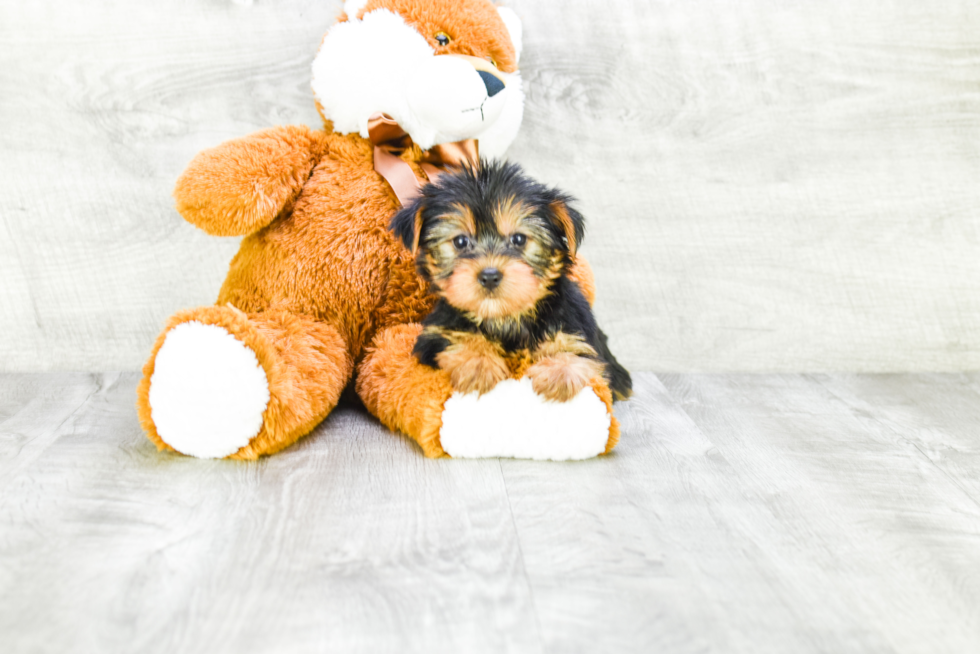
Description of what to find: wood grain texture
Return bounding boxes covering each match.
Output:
[3,372,980,652]
[2,0,980,371]
[0,373,539,654]
[658,372,980,653]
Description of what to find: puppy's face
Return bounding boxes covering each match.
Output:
[392,161,585,322]
[424,196,556,321]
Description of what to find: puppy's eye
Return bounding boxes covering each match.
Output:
[510,233,527,247]
[435,31,451,47]
[452,235,470,250]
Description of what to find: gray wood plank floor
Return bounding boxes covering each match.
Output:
[2,372,979,653]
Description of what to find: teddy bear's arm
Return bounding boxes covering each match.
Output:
[173,126,330,236]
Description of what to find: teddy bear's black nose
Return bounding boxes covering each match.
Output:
[478,70,505,98]
[478,267,502,290]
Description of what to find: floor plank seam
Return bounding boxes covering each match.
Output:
[0,374,107,489]
[497,458,546,654]
[807,374,980,511]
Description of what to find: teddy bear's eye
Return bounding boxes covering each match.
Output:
[452,235,469,250]
[434,31,451,47]
[510,233,526,247]
[486,56,498,69]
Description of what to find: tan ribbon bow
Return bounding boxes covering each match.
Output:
[368,112,479,206]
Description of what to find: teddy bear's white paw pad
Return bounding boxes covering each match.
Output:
[440,378,611,461]
[149,322,270,459]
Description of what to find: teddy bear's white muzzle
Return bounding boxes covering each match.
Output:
[402,55,509,147]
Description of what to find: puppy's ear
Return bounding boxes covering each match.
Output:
[549,199,585,258]
[390,198,425,255]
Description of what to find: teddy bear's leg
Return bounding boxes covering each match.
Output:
[354,324,454,457]
[137,305,352,459]
[356,324,619,460]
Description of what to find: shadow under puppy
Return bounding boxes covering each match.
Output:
[391,160,631,403]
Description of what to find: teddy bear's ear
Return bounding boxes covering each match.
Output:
[549,198,585,258]
[496,7,523,65]
[390,199,425,255]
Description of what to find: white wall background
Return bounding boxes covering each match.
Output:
[2,0,979,372]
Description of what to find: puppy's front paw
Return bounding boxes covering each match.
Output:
[450,356,510,395]
[437,341,510,395]
[526,353,604,402]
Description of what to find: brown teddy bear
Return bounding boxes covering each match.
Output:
[137,0,621,461]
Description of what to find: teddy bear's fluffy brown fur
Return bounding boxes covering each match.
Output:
[136,0,618,459]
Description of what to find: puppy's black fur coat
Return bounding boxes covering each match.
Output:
[391,160,632,401]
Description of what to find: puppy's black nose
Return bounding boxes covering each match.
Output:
[478,267,502,290]
[478,70,505,98]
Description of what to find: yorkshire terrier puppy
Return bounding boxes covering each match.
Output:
[390,160,632,403]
